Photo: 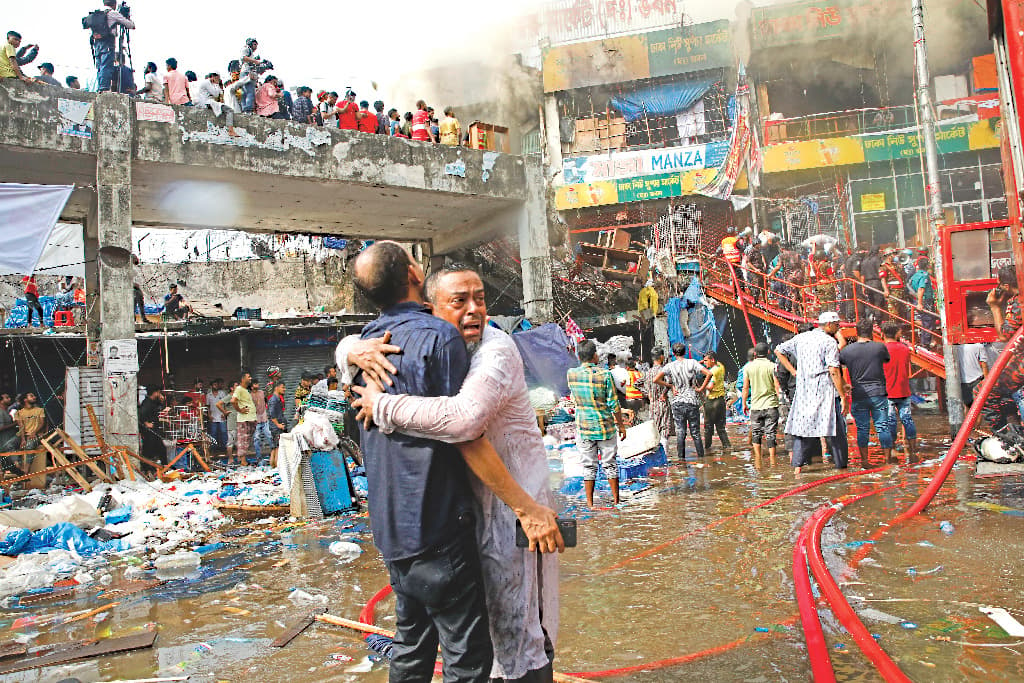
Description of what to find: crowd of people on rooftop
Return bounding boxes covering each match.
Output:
[2,9,467,145]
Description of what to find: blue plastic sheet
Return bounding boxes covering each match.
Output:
[0,522,128,556]
[611,79,715,122]
[3,296,77,328]
[323,237,348,250]
[510,323,576,396]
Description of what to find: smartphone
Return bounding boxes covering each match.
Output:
[516,518,577,549]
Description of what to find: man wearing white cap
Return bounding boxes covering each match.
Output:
[774,311,850,474]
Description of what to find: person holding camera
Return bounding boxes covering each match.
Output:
[239,38,264,113]
[85,0,134,92]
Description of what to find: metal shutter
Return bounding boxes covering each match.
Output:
[249,344,336,398]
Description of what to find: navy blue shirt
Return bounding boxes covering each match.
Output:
[358,302,472,561]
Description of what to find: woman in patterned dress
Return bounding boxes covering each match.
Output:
[638,346,671,449]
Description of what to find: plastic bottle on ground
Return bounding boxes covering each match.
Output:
[153,551,202,577]
[939,521,954,535]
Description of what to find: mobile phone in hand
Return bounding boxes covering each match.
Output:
[515,518,577,548]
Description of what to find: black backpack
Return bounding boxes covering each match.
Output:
[83,10,114,42]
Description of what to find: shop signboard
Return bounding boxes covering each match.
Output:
[763,119,1001,173]
[751,0,894,48]
[860,193,886,211]
[543,19,734,92]
[553,165,748,210]
[562,140,729,184]
[646,20,733,77]
[861,122,974,162]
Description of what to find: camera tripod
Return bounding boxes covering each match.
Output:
[112,24,133,94]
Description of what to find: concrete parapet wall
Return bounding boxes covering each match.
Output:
[138,256,353,316]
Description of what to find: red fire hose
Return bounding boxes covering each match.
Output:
[803,488,910,683]
[793,514,836,683]
[798,325,1024,680]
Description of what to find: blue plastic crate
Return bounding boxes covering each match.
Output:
[309,449,357,515]
[617,458,649,481]
[645,444,667,467]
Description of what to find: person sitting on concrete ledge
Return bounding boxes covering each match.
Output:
[163,283,191,320]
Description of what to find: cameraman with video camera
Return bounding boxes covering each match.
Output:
[84,0,134,92]
[239,38,272,114]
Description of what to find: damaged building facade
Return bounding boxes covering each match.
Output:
[540,17,752,285]
[749,0,1004,247]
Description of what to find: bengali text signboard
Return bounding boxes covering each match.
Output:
[646,20,733,77]
[543,19,734,92]
[763,120,1001,173]
[751,0,895,48]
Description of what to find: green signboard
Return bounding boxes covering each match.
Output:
[861,123,973,162]
[616,172,684,203]
[751,0,894,48]
[646,20,733,77]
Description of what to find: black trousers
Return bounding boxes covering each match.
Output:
[702,396,731,448]
[134,286,147,319]
[386,523,493,683]
[25,293,44,325]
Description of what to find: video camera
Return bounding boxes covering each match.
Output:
[117,2,131,19]
[254,59,274,75]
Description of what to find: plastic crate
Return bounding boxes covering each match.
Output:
[184,316,224,336]
[617,458,649,481]
[645,444,668,467]
[306,393,349,413]
[234,307,262,320]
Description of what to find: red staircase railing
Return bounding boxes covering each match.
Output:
[697,252,947,378]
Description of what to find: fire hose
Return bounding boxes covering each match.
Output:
[797,325,1024,681]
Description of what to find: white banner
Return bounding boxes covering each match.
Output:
[562,140,727,184]
[0,183,73,275]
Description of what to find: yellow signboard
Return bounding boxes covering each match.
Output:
[762,137,866,173]
[553,181,620,210]
[542,35,649,93]
[764,121,1001,174]
[860,193,886,212]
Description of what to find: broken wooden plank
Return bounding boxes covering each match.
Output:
[56,430,114,484]
[0,642,28,661]
[0,629,157,674]
[316,613,395,638]
[270,607,327,647]
[40,438,91,492]
[15,587,76,606]
[95,579,165,600]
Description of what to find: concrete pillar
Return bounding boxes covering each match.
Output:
[541,95,563,185]
[519,162,554,322]
[94,93,138,453]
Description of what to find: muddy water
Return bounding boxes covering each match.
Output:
[5,415,1024,682]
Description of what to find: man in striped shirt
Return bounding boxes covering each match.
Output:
[567,339,627,507]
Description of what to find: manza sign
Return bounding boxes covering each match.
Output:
[563,140,728,184]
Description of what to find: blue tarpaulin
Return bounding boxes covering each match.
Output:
[664,276,721,359]
[0,522,128,556]
[3,296,83,328]
[611,80,716,122]
[323,237,348,250]
[510,323,576,396]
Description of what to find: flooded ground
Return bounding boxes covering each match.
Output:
[4,414,1024,682]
